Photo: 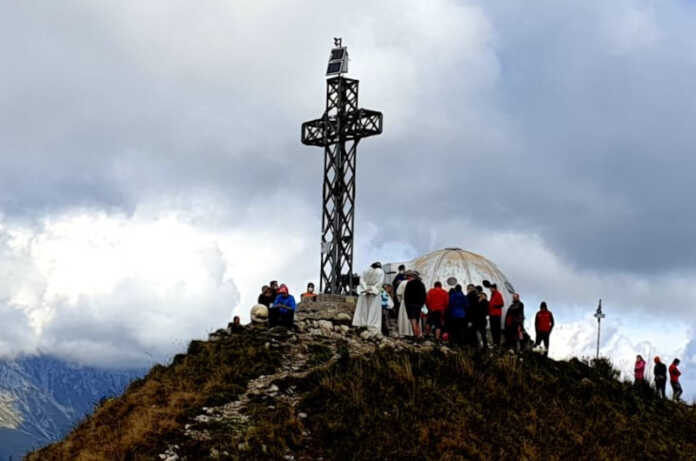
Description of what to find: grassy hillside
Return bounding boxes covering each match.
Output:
[27,304,696,461]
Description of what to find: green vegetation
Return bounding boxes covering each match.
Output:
[28,326,696,460]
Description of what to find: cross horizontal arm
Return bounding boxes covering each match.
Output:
[301,109,383,146]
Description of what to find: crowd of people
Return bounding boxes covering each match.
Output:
[635,355,684,402]
[355,264,554,355]
[255,264,685,402]
[257,280,297,327]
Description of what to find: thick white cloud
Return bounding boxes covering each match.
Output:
[0,195,318,367]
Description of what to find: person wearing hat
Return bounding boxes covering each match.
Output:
[269,284,297,328]
[352,262,385,332]
[669,358,683,402]
[484,280,504,347]
[653,356,668,398]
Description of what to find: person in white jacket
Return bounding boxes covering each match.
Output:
[352,262,385,332]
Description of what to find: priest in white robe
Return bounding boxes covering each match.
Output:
[397,274,414,337]
[352,262,385,331]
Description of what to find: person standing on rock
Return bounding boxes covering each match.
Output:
[393,265,407,291]
[426,281,449,340]
[270,284,297,327]
[474,286,489,348]
[448,285,469,345]
[392,265,407,316]
[504,293,525,351]
[404,271,427,338]
[534,302,554,355]
[467,285,485,348]
[669,358,683,402]
[484,281,504,347]
[380,283,395,336]
[352,262,385,332]
[397,274,413,337]
[653,357,668,398]
[634,355,646,383]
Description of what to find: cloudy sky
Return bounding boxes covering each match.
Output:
[0,1,694,398]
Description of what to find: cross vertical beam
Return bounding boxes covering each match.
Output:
[301,48,382,295]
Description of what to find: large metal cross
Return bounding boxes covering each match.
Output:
[301,47,383,295]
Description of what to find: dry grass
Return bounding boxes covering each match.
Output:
[26,329,283,461]
[28,328,696,461]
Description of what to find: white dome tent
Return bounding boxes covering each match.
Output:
[385,248,517,318]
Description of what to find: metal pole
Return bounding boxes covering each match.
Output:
[594,299,605,360]
[596,317,601,359]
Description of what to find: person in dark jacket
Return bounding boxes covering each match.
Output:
[258,285,275,307]
[392,265,407,291]
[229,316,244,333]
[403,271,426,337]
[268,280,279,300]
[654,357,668,398]
[466,285,483,347]
[669,359,683,402]
[534,302,555,355]
[448,285,469,345]
[476,287,490,348]
[504,293,525,351]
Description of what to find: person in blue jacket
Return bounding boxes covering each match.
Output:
[448,285,469,345]
[269,284,297,327]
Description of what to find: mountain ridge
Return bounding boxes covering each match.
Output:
[27,297,696,460]
[0,354,144,460]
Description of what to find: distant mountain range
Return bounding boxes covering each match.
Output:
[0,355,144,460]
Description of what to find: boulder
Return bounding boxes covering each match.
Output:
[250,304,269,323]
[335,313,352,322]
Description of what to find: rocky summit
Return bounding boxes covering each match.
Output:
[28,297,696,460]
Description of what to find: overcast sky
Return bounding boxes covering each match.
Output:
[0,1,694,398]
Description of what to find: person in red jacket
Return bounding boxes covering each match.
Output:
[484,281,504,347]
[669,359,683,402]
[534,302,554,355]
[426,281,449,340]
[634,355,646,382]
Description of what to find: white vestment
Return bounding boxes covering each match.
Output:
[396,280,414,336]
[352,267,385,330]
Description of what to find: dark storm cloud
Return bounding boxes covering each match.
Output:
[354,1,696,275]
[1,0,695,278]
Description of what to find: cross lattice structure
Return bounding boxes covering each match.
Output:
[301,48,383,295]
